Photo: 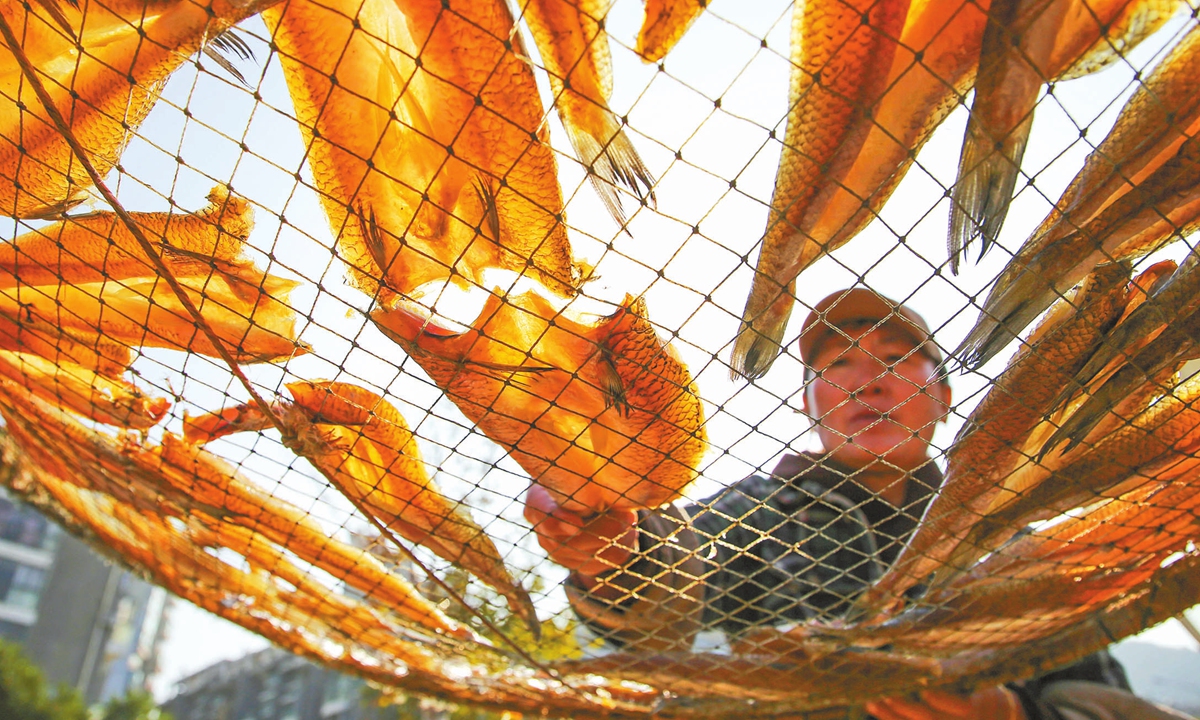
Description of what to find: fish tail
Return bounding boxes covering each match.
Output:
[730,278,795,380]
[949,114,1033,274]
[472,176,502,242]
[564,111,656,228]
[635,0,707,62]
[202,28,257,85]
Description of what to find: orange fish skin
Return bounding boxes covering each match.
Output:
[0,186,253,288]
[155,432,474,639]
[0,350,168,429]
[948,0,1071,272]
[956,18,1200,368]
[0,262,308,363]
[520,0,655,224]
[1041,299,1200,456]
[635,0,705,62]
[0,0,276,219]
[731,0,912,379]
[1049,0,1183,81]
[183,382,541,638]
[265,0,577,299]
[1048,254,1200,421]
[859,263,1130,614]
[372,288,706,516]
[0,312,130,378]
[944,375,1200,586]
[394,0,576,290]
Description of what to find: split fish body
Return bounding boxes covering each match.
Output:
[0,350,168,428]
[185,380,540,638]
[0,382,467,640]
[731,0,912,379]
[393,0,576,291]
[0,312,130,377]
[155,432,473,638]
[859,263,1131,613]
[737,0,1179,377]
[1043,253,1200,421]
[0,258,307,363]
[520,0,654,225]
[0,186,254,288]
[945,375,1200,582]
[635,0,706,62]
[371,285,706,516]
[265,0,576,298]
[957,16,1200,367]
[948,0,1071,272]
[0,0,274,218]
[1041,300,1200,455]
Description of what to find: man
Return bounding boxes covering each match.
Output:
[525,288,1183,720]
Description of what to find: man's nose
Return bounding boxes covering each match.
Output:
[848,357,889,393]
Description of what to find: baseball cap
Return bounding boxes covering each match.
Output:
[798,288,943,370]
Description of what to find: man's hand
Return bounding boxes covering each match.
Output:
[524,485,638,579]
[865,687,1026,720]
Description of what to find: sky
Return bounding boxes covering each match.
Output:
[8,0,1199,701]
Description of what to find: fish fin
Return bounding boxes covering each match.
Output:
[563,113,656,229]
[596,344,629,416]
[202,28,256,86]
[636,0,707,63]
[949,114,1033,274]
[358,204,392,281]
[472,177,502,243]
[730,278,795,380]
[32,0,76,40]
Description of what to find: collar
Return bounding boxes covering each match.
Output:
[769,452,941,510]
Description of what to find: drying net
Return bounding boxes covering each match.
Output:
[2,0,1200,715]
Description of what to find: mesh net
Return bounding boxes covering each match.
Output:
[1,0,1200,716]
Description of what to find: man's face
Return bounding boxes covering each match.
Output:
[805,321,950,472]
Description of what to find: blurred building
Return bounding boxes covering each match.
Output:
[0,488,170,704]
[162,646,406,720]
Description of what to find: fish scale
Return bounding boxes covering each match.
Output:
[0,0,277,218]
[731,0,912,380]
[372,287,705,517]
[957,13,1200,368]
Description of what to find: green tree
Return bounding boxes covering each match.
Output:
[0,639,171,720]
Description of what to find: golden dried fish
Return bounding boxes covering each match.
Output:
[264,0,577,299]
[0,265,308,363]
[964,462,1200,585]
[736,0,1181,377]
[372,285,706,516]
[1050,0,1182,80]
[0,312,130,378]
[731,0,911,379]
[858,263,1130,613]
[0,350,168,428]
[948,0,1071,271]
[951,0,1181,271]
[1041,302,1200,455]
[184,380,540,638]
[957,18,1200,367]
[944,375,1200,583]
[635,0,706,62]
[156,433,474,639]
[0,186,254,288]
[520,0,654,224]
[0,0,274,218]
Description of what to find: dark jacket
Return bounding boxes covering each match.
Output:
[567,452,1131,717]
